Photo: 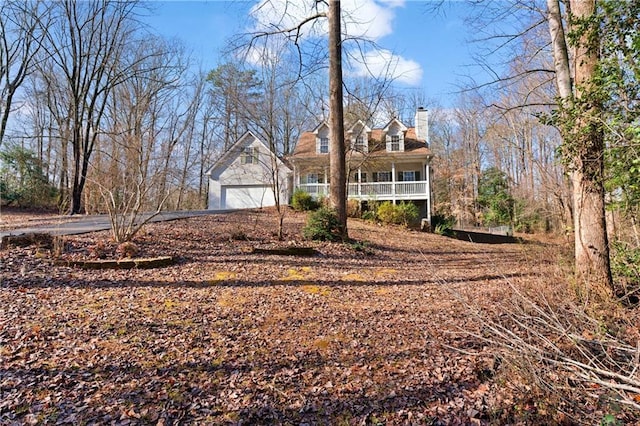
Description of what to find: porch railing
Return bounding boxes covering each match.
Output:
[296,181,428,200]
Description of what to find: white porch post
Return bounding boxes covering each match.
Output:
[426,162,431,220]
[293,165,297,190]
[391,161,396,204]
[324,167,328,196]
[357,167,362,196]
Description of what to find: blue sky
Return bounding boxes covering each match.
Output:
[144,1,475,106]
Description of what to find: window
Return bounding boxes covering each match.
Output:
[305,173,325,184]
[373,171,391,182]
[354,135,367,152]
[241,147,258,164]
[398,171,420,182]
[319,137,329,154]
[390,135,401,152]
[353,172,367,183]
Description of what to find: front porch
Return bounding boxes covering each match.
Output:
[295,181,430,202]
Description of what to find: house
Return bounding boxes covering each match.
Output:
[205,131,292,210]
[288,108,433,220]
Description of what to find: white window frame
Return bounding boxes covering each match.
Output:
[241,147,259,164]
[353,172,367,183]
[354,135,367,152]
[390,135,401,152]
[319,137,329,154]
[399,171,418,181]
[306,173,326,184]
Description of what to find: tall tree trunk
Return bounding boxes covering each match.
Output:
[547,0,613,299]
[327,0,347,239]
[570,0,612,298]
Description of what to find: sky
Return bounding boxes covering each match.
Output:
[144,0,477,107]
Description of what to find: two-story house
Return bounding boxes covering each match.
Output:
[288,108,433,220]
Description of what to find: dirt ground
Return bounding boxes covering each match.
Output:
[1,208,571,425]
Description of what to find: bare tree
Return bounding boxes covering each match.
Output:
[0,0,50,147]
[90,37,189,241]
[459,0,612,295]
[40,0,143,214]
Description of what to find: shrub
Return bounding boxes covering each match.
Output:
[376,202,397,224]
[467,280,640,424]
[610,241,640,299]
[376,201,419,227]
[117,241,139,258]
[0,144,58,208]
[303,207,342,241]
[432,214,456,236]
[361,210,377,222]
[397,202,419,226]
[291,189,318,211]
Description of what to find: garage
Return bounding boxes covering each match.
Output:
[221,185,276,209]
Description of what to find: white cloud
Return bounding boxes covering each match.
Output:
[247,0,423,86]
[350,49,422,86]
[249,0,327,38]
[340,0,400,41]
[249,0,402,41]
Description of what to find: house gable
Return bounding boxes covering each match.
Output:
[347,120,371,154]
[206,131,291,184]
[382,118,408,153]
[313,122,330,154]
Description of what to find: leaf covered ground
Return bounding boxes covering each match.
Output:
[1,209,566,425]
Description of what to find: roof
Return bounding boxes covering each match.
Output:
[290,126,431,161]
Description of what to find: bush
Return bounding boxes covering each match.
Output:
[361,210,377,222]
[0,144,58,208]
[432,214,456,236]
[397,202,419,226]
[376,201,419,227]
[291,189,318,211]
[117,241,139,258]
[610,241,640,295]
[303,207,342,241]
[467,280,640,424]
[376,202,396,224]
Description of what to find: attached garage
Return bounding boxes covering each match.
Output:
[221,185,276,209]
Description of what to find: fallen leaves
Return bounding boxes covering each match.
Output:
[0,209,564,424]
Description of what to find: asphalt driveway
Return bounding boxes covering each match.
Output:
[0,210,228,238]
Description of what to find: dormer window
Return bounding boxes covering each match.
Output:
[387,133,405,152]
[383,118,407,152]
[348,120,370,154]
[314,122,330,154]
[319,137,329,154]
[390,135,401,151]
[354,135,367,152]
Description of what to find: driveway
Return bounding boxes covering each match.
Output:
[0,210,228,238]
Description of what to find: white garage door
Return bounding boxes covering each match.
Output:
[222,185,276,209]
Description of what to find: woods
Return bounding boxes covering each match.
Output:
[1,0,640,422]
[0,0,638,296]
